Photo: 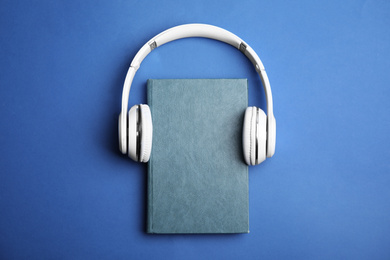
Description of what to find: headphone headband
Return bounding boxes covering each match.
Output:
[120,24,276,157]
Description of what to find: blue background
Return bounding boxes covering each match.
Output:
[1,0,389,259]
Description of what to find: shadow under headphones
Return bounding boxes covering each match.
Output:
[119,24,276,166]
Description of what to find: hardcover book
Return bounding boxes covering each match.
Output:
[147,79,249,234]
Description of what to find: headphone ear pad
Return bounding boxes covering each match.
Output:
[242,107,254,165]
[127,105,139,161]
[139,104,153,163]
[242,107,267,166]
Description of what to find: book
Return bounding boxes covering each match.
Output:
[147,79,249,234]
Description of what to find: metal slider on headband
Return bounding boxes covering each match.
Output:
[149,41,157,51]
[239,42,247,54]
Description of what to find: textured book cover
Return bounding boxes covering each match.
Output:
[147,79,249,234]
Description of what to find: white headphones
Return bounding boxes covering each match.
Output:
[119,24,276,166]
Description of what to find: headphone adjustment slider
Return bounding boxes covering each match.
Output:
[239,42,247,54]
[149,41,157,51]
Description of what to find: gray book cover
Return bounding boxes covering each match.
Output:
[147,79,249,234]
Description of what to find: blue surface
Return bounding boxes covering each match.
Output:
[0,0,389,259]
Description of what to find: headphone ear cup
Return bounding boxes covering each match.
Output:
[242,107,267,166]
[266,115,276,158]
[127,104,153,163]
[139,104,153,163]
